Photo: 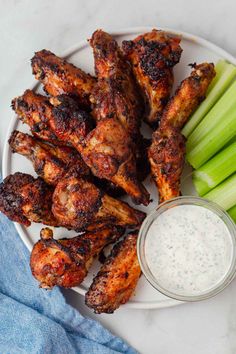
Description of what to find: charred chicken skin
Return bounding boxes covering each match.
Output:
[31,49,96,110]
[90,30,143,141]
[52,169,146,231]
[12,90,93,149]
[85,232,141,313]
[30,226,124,289]
[149,63,215,202]
[122,29,182,127]
[8,130,90,186]
[0,173,58,227]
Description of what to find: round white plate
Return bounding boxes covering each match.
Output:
[3,27,236,310]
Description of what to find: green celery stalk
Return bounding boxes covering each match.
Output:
[182,60,236,138]
[186,103,236,169]
[203,173,236,210]
[193,141,236,196]
[186,79,236,153]
[228,205,236,223]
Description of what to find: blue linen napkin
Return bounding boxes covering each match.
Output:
[0,211,137,354]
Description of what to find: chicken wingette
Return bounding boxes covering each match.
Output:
[0,173,58,227]
[30,226,124,289]
[52,168,145,231]
[149,63,215,202]
[31,49,96,110]
[9,130,90,186]
[12,90,93,147]
[122,29,182,127]
[85,232,141,313]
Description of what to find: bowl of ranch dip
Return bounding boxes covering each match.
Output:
[137,196,236,301]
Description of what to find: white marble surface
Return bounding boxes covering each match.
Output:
[1,0,236,353]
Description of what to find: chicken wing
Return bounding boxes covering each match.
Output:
[30,226,124,289]
[122,29,182,127]
[90,30,143,141]
[12,90,93,148]
[52,168,145,231]
[149,63,215,202]
[82,117,150,205]
[0,173,58,227]
[31,49,96,110]
[9,130,90,185]
[85,232,141,313]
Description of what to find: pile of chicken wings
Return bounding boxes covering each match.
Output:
[0,29,215,313]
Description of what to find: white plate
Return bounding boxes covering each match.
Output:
[3,27,236,310]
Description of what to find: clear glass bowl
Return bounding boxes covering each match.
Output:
[137,196,236,302]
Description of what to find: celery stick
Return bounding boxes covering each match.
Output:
[193,141,236,196]
[203,173,236,210]
[182,60,236,138]
[187,107,236,168]
[186,79,236,152]
[228,205,236,223]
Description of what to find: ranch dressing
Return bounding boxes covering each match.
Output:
[145,205,233,297]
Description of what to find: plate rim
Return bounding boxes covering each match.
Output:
[2,26,236,310]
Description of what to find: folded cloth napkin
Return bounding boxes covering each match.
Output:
[0,212,137,354]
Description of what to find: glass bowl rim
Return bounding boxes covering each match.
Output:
[137,196,236,302]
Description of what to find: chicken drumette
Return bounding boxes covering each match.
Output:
[122,29,182,127]
[85,232,141,313]
[149,63,215,202]
[52,168,145,231]
[31,49,96,110]
[30,226,124,289]
[90,30,143,142]
[0,173,58,227]
[9,130,90,186]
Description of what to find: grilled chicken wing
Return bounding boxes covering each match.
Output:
[52,169,145,231]
[90,30,143,141]
[12,90,63,145]
[8,130,90,185]
[82,117,150,205]
[149,63,215,202]
[12,90,93,148]
[30,226,124,289]
[122,29,182,127]
[31,49,96,110]
[85,232,141,313]
[0,173,58,227]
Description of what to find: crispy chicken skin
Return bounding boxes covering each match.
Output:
[12,90,63,145]
[149,63,215,202]
[8,130,90,185]
[31,49,96,109]
[90,30,143,141]
[30,226,124,289]
[122,29,182,127]
[82,117,150,205]
[0,173,58,227]
[12,90,93,148]
[52,169,145,231]
[85,232,141,313]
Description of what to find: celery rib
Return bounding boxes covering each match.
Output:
[193,141,236,196]
[203,173,236,210]
[186,79,236,153]
[182,60,236,138]
[186,105,236,168]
